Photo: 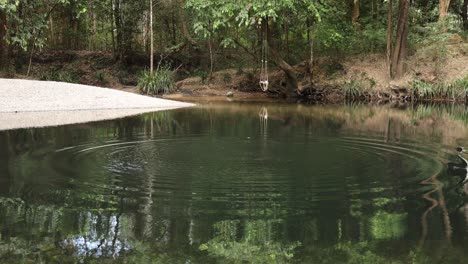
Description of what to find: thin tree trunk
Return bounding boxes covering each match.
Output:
[439,0,451,21]
[352,0,360,28]
[143,11,148,54]
[462,0,468,30]
[171,13,177,45]
[92,7,97,50]
[111,0,116,56]
[208,38,213,79]
[386,0,393,78]
[308,19,314,86]
[309,34,314,86]
[285,18,290,61]
[49,15,55,48]
[114,0,123,60]
[392,0,410,78]
[0,10,9,72]
[27,41,35,76]
[150,0,154,75]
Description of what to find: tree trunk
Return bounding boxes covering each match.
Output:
[208,37,213,79]
[0,10,9,72]
[176,0,198,49]
[114,0,123,60]
[439,0,451,21]
[307,18,314,86]
[111,0,116,56]
[462,0,468,30]
[269,45,299,95]
[386,0,393,78]
[391,0,410,78]
[309,34,314,86]
[150,0,154,74]
[171,13,177,45]
[49,15,55,48]
[92,7,97,50]
[266,20,299,95]
[352,0,360,28]
[285,18,290,61]
[143,11,148,54]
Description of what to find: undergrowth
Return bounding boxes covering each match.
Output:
[138,65,175,95]
[343,74,377,99]
[40,70,78,83]
[412,75,468,100]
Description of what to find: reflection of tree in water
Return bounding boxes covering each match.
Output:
[446,149,468,242]
[2,106,468,262]
[200,219,300,263]
[384,117,401,144]
[259,106,268,138]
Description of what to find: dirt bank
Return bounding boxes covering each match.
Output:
[5,37,467,103]
[173,38,468,102]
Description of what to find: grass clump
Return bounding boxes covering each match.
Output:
[342,74,375,99]
[412,75,468,101]
[343,80,366,98]
[95,71,107,85]
[138,65,175,95]
[40,70,77,83]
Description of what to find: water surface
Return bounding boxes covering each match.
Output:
[0,103,467,263]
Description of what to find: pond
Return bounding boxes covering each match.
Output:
[0,102,467,263]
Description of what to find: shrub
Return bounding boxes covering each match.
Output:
[196,70,208,84]
[223,73,232,84]
[95,71,107,85]
[40,70,77,83]
[236,65,244,76]
[138,65,175,95]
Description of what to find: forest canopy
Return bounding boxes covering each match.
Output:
[0,0,467,96]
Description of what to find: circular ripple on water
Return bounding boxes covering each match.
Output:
[24,133,447,217]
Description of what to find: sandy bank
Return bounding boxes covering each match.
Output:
[0,79,194,130]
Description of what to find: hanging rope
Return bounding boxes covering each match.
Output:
[259,16,269,92]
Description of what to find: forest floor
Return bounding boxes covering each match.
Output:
[9,34,468,103]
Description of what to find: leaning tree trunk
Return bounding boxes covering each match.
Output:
[176,0,198,49]
[439,0,451,21]
[269,45,299,95]
[392,0,410,78]
[266,19,299,95]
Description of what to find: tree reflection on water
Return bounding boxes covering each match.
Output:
[0,103,468,263]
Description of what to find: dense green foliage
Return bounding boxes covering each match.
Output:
[0,0,467,94]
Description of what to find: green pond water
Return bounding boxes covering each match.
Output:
[0,103,468,263]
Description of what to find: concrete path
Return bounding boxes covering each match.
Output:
[0,79,194,130]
